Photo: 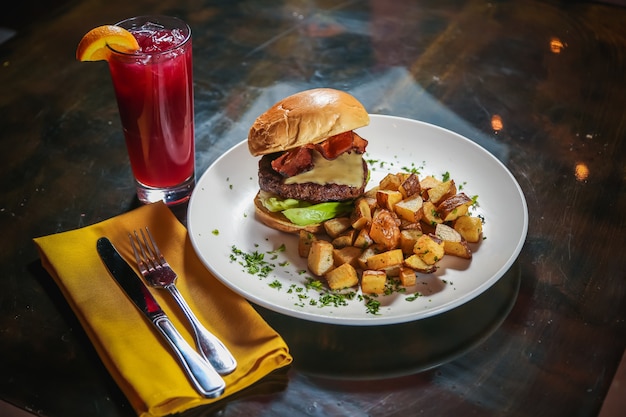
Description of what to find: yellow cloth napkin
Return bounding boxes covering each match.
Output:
[33,202,292,417]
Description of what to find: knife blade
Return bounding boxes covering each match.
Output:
[96,237,225,398]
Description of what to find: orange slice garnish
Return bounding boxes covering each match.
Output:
[76,25,140,62]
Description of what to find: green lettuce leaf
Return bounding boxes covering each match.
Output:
[260,193,354,226]
[262,196,309,212]
[282,201,354,226]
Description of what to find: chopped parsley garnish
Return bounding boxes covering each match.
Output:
[363,295,382,315]
[269,280,282,289]
[405,293,423,302]
[366,157,389,170]
[230,245,275,278]
[316,291,357,308]
[305,278,324,291]
[384,278,406,295]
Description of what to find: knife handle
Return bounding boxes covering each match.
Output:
[154,315,226,398]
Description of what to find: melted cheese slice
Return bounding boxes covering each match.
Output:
[284,150,364,187]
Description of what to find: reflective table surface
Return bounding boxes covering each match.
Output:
[1,0,624,416]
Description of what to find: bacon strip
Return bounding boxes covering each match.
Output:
[316,131,368,159]
[351,132,368,153]
[315,131,353,159]
[271,146,313,177]
[271,131,368,177]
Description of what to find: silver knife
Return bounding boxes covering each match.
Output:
[96,237,225,398]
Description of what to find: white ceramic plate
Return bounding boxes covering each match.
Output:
[188,115,528,325]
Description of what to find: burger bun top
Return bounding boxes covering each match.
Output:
[248,88,369,156]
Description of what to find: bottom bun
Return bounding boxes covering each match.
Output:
[254,192,323,234]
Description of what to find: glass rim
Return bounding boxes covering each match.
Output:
[108,15,191,57]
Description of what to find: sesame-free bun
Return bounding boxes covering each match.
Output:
[248,88,369,156]
[253,191,324,234]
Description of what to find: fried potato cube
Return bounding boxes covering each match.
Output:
[350,197,372,230]
[332,246,363,268]
[399,228,424,255]
[404,254,437,274]
[398,266,417,286]
[325,263,359,290]
[380,264,401,277]
[400,220,423,231]
[307,240,335,276]
[394,194,424,223]
[421,201,442,227]
[435,222,462,241]
[332,229,356,248]
[398,173,421,198]
[427,180,456,205]
[413,234,445,265]
[354,228,374,249]
[376,189,403,211]
[444,240,472,259]
[435,223,472,259]
[324,217,352,238]
[419,175,442,197]
[454,215,483,243]
[379,173,403,191]
[357,244,384,270]
[364,197,378,211]
[366,248,404,270]
[369,209,401,250]
[361,270,387,294]
[437,193,472,222]
[298,230,317,258]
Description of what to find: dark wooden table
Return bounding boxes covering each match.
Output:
[1,0,624,416]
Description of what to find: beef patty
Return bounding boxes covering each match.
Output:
[258,153,368,203]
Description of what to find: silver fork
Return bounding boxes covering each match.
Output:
[129,227,237,375]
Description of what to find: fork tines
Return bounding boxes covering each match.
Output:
[129,227,163,271]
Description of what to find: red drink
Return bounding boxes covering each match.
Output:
[108,16,194,204]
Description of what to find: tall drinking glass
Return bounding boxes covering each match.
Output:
[108,15,195,205]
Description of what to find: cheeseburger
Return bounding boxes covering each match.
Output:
[248,88,370,233]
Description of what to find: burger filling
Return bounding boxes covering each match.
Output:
[271,131,368,178]
[284,151,365,187]
[257,131,369,226]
